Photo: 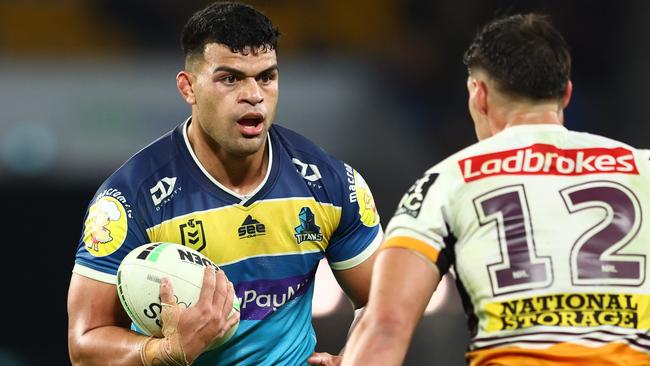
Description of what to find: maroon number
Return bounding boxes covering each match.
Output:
[561,181,644,286]
[476,182,644,295]
[474,185,553,296]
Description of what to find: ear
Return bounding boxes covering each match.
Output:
[176,71,196,105]
[562,80,573,108]
[469,78,489,116]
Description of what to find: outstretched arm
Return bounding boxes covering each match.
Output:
[341,247,441,366]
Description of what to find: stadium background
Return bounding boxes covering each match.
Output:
[1,0,648,365]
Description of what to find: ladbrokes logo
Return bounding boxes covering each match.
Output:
[484,293,649,332]
[459,144,638,182]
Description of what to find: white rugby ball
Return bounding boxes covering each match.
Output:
[117,242,240,349]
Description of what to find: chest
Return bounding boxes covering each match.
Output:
[146,198,339,266]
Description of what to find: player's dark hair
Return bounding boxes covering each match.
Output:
[181,1,280,58]
[463,13,571,100]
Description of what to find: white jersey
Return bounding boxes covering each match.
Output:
[384,124,650,365]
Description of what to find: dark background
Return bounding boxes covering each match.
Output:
[1,1,648,365]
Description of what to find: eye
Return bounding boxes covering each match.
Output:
[258,71,277,85]
[220,75,237,85]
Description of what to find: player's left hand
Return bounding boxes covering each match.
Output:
[307,352,342,366]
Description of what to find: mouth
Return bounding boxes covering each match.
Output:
[237,113,265,137]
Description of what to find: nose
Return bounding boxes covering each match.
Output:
[238,77,264,105]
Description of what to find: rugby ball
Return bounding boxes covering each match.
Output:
[116,242,240,349]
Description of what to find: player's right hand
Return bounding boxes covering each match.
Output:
[159,265,239,363]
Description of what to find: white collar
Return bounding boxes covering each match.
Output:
[181,118,273,205]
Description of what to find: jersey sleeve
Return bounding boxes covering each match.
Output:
[326,164,383,271]
[72,178,150,284]
[383,167,455,275]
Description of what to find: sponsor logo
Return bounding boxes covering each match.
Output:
[345,163,356,203]
[458,144,638,182]
[484,293,644,332]
[352,169,380,227]
[395,173,438,218]
[292,158,322,183]
[179,219,207,252]
[96,188,132,218]
[235,272,314,320]
[238,215,266,239]
[83,196,128,256]
[176,247,218,270]
[294,207,323,244]
[150,177,181,208]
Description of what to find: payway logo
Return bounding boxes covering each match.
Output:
[458,144,638,182]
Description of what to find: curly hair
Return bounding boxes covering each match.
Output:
[181,1,280,57]
[463,13,571,100]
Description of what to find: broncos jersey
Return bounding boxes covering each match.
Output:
[73,120,382,366]
[383,124,650,366]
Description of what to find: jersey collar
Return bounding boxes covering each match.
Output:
[174,117,278,206]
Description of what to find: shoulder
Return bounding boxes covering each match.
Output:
[271,124,356,188]
[96,125,181,204]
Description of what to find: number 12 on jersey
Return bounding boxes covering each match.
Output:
[474,181,644,296]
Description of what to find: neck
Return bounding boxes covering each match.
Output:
[187,124,269,197]
[499,100,564,129]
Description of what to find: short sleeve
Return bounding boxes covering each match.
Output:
[326,165,383,271]
[383,168,455,275]
[72,181,149,284]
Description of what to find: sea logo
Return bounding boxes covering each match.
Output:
[179,218,207,252]
[150,177,178,207]
[238,215,266,239]
[294,207,323,244]
[83,196,128,257]
[292,158,322,182]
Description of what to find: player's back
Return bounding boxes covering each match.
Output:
[403,124,650,365]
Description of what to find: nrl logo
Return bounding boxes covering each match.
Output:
[179,218,207,252]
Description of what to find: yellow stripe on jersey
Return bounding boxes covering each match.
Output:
[467,342,650,366]
[146,198,340,265]
[483,293,650,333]
[381,236,440,263]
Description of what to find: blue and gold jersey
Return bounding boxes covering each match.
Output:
[73,120,382,366]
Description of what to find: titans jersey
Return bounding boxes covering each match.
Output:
[73,120,382,366]
[383,124,650,365]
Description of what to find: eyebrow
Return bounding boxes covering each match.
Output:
[212,65,279,78]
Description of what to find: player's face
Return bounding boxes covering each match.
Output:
[189,43,279,157]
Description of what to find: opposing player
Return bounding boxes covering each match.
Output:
[67,2,382,365]
[343,13,650,366]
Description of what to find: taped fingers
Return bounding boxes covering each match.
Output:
[159,277,175,305]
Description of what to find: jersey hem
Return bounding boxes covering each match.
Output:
[330,227,383,270]
[72,263,117,284]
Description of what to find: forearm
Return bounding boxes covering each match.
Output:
[69,325,146,366]
[342,314,412,366]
